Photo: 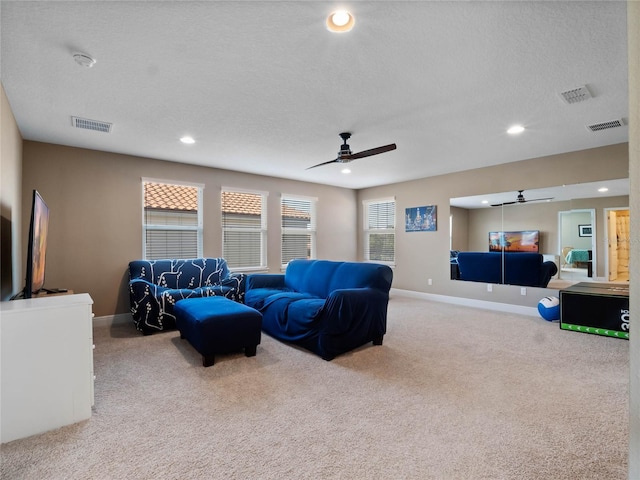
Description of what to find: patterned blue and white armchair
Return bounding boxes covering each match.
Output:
[129,258,245,334]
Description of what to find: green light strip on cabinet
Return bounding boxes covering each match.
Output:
[560,323,629,339]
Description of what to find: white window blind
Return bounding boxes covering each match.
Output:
[142,181,203,260]
[364,198,395,264]
[222,189,267,269]
[281,195,316,268]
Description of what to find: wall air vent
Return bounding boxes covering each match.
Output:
[71,116,112,133]
[586,119,624,132]
[559,85,592,105]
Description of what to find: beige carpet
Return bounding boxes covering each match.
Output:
[1,296,629,479]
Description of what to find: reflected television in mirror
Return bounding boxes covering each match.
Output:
[489,230,539,253]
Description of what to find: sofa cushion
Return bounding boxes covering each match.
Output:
[329,262,394,293]
[456,252,502,284]
[283,259,393,298]
[504,253,543,286]
[284,260,341,298]
[245,287,292,310]
[259,292,322,341]
[129,258,230,289]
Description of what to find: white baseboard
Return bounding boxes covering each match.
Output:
[93,312,131,328]
[391,288,539,318]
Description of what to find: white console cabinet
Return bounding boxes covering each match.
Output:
[1,293,94,443]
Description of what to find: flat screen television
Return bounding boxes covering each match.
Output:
[24,189,50,298]
[489,230,539,253]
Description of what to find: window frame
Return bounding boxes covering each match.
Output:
[221,187,268,271]
[141,178,204,260]
[363,197,396,266]
[281,194,317,269]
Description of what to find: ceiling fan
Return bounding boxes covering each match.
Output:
[307,132,396,169]
[491,190,554,207]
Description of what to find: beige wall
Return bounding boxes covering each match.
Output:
[358,143,629,307]
[0,82,23,300]
[21,141,357,317]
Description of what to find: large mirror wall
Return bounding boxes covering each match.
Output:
[450,179,630,289]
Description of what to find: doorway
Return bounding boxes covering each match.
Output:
[604,207,630,282]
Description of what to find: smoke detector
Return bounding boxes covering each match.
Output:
[73,53,96,68]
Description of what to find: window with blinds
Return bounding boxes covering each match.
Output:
[143,181,203,260]
[364,198,395,264]
[281,195,316,268]
[221,189,267,270]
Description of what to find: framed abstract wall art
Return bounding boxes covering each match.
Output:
[405,205,437,232]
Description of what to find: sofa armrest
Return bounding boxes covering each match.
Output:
[322,288,389,336]
[129,278,166,296]
[246,274,286,291]
[220,272,246,301]
[539,261,559,287]
[128,278,169,333]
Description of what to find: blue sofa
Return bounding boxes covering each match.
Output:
[129,258,245,334]
[245,259,393,360]
[455,252,557,287]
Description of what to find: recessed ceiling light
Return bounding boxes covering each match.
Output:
[180,136,195,144]
[327,10,354,32]
[341,168,351,174]
[598,187,609,192]
[507,125,525,135]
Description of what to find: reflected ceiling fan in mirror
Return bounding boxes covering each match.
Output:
[491,190,554,207]
[307,132,396,169]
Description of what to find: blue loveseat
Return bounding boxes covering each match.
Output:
[129,258,245,334]
[245,259,393,360]
[455,252,557,287]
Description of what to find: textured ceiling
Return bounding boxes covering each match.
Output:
[0,1,629,189]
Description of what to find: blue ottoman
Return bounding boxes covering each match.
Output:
[174,296,262,367]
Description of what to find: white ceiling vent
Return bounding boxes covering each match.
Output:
[559,85,592,104]
[71,116,112,133]
[586,119,624,132]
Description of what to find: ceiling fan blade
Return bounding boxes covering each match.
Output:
[349,143,397,160]
[492,196,554,207]
[526,197,554,203]
[306,158,339,170]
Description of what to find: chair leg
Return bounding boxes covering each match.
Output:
[245,345,257,357]
[372,335,384,346]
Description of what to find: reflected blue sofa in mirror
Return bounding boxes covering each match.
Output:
[455,252,557,288]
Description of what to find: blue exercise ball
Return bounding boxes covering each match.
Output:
[538,296,560,321]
